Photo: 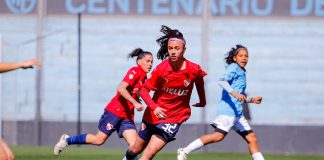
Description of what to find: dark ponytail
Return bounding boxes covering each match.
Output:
[156,25,186,60]
[225,44,247,65]
[128,48,152,61]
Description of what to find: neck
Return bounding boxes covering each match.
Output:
[170,58,185,71]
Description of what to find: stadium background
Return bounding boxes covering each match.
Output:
[0,0,323,156]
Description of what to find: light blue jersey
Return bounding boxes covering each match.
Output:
[217,63,246,117]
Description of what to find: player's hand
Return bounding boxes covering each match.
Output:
[133,102,144,111]
[192,102,206,107]
[231,91,246,102]
[251,96,262,104]
[21,59,42,69]
[153,107,167,119]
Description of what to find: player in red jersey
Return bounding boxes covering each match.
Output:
[124,25,206,160]
[54,48,153,156]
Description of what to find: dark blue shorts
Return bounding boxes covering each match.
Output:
[98,110,136,138]
[138,120,181,143]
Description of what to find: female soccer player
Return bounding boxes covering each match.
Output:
[0,59,41,160]
[177,44,265,160]
[54,48,153,156]
[124,25,207,160]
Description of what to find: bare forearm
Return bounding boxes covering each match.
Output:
[195,77,206,106]
[0,62,23,73]
[117,82,137,104]
[139,86,158,110]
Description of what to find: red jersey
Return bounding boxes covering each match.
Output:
[142,59,206,124]
[105,65,147,121]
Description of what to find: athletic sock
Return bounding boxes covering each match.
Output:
[183,138,204,154]
[252,152,265,160]
[67,134,87,145]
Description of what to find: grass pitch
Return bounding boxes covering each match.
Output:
[12,146,324,160]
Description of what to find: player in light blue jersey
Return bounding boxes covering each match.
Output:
[177,44,265,160]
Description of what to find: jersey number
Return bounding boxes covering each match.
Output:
[161,123,177,134]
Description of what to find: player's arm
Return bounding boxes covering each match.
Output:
[0,59,41,73]
[247,96,262,104]
[140,86,167,119]
[192,76,206,107]
[117,81,143,111]
[218,80,246,102]
[139,68,167,119]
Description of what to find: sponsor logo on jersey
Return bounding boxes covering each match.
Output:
[106,123,113,130]
[162,86,189,96]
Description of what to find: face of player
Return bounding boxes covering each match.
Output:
[138,54,153,73]
[233,49,249,68]
[167,40,186,62]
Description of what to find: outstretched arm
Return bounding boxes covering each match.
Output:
[0,59,41,73]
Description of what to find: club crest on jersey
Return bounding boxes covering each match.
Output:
[184,79,191,87]
[106,123,113,130]
[129,74,134,79]
[140,123,146,131]
[162,76,168,82]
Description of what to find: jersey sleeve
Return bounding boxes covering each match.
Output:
[197,65,207,78]
[219,64,237,82]
[122,67,140,86]
[144,67,163,91]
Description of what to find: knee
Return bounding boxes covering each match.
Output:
[128,145,142,154]
[246,133,258,144]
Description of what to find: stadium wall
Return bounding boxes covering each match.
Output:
[2,121,324,155]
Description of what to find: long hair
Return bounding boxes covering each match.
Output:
[225,44,247,65]
[128,48,152,62]
[156,25,186,60]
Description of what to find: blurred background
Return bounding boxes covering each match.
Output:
[0,0,323,155]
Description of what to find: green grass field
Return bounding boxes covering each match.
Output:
[12,146,324,160]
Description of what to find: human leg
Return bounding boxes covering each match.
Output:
[177,131,226,160]
[235,116,264,160]
[54,110,120,155]
[124,121,152,160]
[178,115,233,160]
[140,135,167,160]
[242,132,264,160]
[0,138,14,160]
[125,136,147,160]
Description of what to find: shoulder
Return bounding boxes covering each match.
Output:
[185,59,201,70]
[126,66,141,77]
[156,59,169,69]
[226,63,240,72]
[127,66,139,73]
[152,60,170,74]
